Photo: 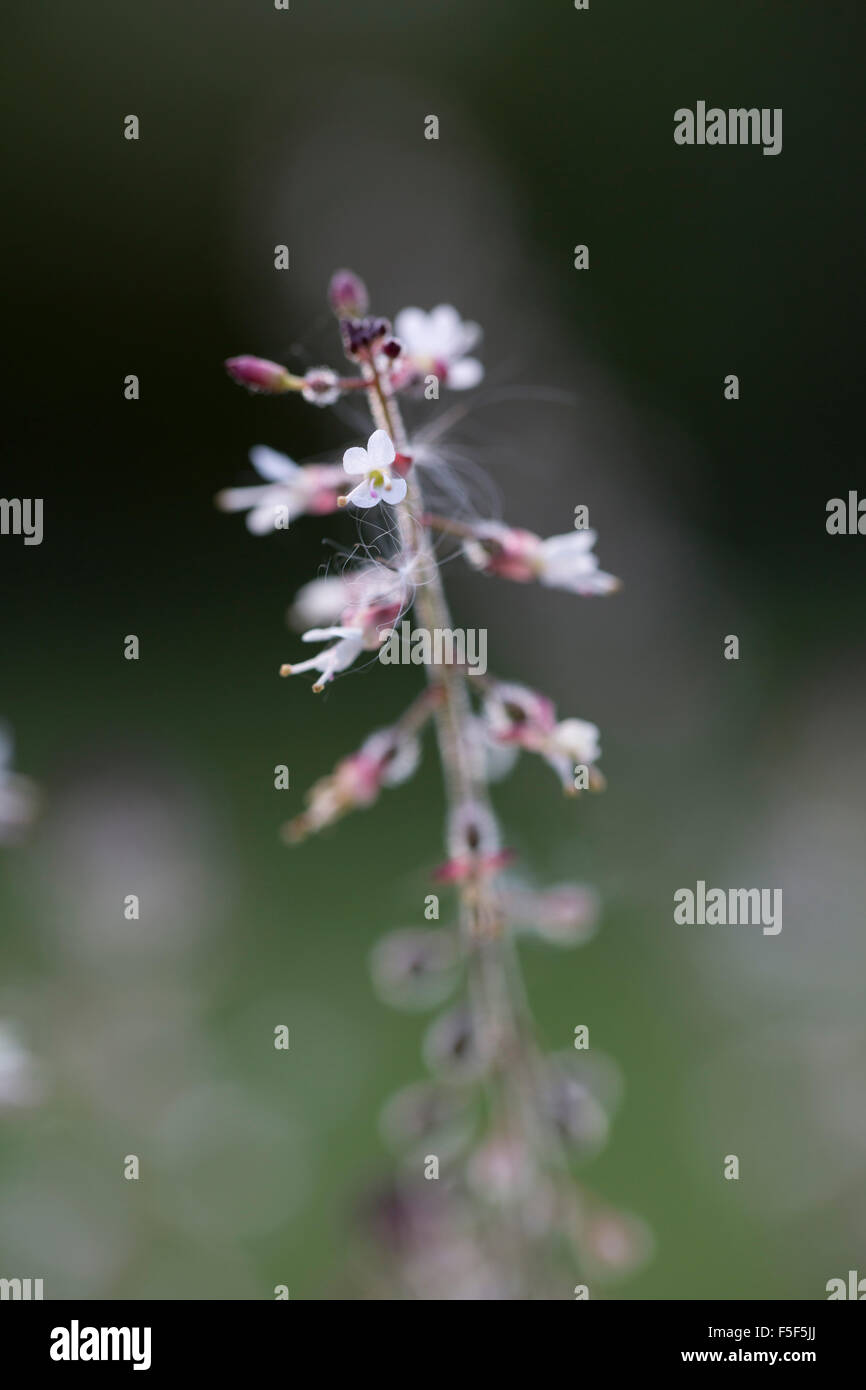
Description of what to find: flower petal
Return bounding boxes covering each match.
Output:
[393,307,431,353]
[540,530,598,560]
[289,577,349,630]
[342,446,370,476]
[382,474,408,506]
[447,357,484,389]
[301,626,357,643]
[328,635,365,671]
[345,479,378,509]
[249,445,298,482]
[429,304,463,354]
[366,430,396,469]
[246,504,283,535]
[216,485,269,512]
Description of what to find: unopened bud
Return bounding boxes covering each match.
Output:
[328,268,369,319]
[341,316,392,359]
[225,356,300,394]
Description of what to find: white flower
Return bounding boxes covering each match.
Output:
[289,564,409,632]
[544,718,602,792]
[280,628,366,693]
[536,531,619,596]
[282,564,409,691]
[217,446,344,533]
[341,430,407,509]
[393,305,483,389]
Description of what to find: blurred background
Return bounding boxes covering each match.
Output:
[2,0,864,1298]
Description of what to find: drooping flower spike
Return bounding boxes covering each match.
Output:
[220,269,642,1297]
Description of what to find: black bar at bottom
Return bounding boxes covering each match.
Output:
[0,1299,861,1375]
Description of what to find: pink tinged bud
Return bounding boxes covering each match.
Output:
[225,356,296,394]
[282,725,419,843]
[334,750,386,806]
[483,681,557,748]
[463,524,543,582]
[328,268,369,319]
[360,728,421,788]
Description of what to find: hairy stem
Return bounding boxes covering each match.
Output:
[362,357,485,824]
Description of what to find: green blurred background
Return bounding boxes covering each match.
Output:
[2,0,864,1298]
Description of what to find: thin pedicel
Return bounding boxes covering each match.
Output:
[218,270,649,1298]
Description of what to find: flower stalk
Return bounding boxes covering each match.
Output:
[218,271,647,1298]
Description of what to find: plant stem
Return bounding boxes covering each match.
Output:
[356,354,589,1291]
[361,357,486,827]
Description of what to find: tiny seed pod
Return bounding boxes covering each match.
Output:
[369,928,460,1012]
[423,1004,488,1082]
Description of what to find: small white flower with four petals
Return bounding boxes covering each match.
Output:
[393,305,483,389]
[340,430,407,510]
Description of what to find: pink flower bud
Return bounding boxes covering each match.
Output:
[225,356,296,394]
[482,681,557,748]
[282,724,420,841]
[463,523,543,582]
[328,268,369,319]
